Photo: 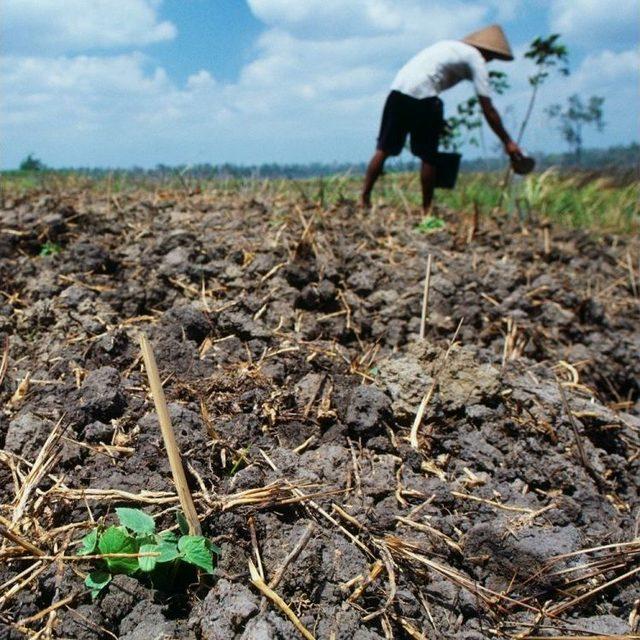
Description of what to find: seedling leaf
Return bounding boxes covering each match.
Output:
[155,542,180,564]
[158,530,179,544]
[78,529,98,556]
[39,242,61,257]
[205,539,222,556]
[176,511,189,536]
[178,535,214,573]
[138,544,159,572]
[116,507,155,535]
[98,526,139,574]
[85,570,111,598]
[417,216,446,233]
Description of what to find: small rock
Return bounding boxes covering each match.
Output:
[119,601,177,640]
[347,271,375,296]
[163,304,210,344]
[345,386,391,437]
[99,574,147,625]
[80,366,126,421]
[464,521,582,579]
[4,412,48,458]
[83,420,114,443]
[161,246,191,275]
[570,614,629,635]
[284,262,317,289]
[193,579,260,640]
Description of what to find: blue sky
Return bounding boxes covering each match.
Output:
[2,0,638,169]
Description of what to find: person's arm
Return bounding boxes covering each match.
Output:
[478,96,523,158]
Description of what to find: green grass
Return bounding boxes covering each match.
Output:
[372,170,639,233]
[2,167,638,234]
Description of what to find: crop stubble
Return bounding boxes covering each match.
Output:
[0,185,639,639]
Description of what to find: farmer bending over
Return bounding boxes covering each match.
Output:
[361,24,523,213]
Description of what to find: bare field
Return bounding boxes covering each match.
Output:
[1,183,639,639]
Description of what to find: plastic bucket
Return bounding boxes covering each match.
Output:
[434,152,461,189]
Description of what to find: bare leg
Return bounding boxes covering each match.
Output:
[361,149,389,208]
[420,161,436,215]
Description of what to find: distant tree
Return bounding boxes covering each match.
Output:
[546,94,605,163]
[518,34,570,144]
[19,154,46,171]
[499,34,570,200]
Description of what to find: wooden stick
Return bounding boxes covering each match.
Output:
[0,335,9,389]
[543,226,551,255]
[268,522,314,590]
[260,521,315,613]
[348,559,384,603]
[451,491,537,514]
[419,254,432,340]
[627,250,638,298]
[0,562,47,608]
[471,201,479,239]
[410,318,463,449]
[13,416,65,525]
[555,377,592,475]
[139,333,201,536]
[249,560,315,640]
[501,317,516,370]
[16,593,76,626]
[0,515,45,557]
[547,564,640,617]
[248,516,264,579]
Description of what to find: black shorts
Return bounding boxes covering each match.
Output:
[376,90,443,163]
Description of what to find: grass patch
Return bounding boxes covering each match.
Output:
[2,167,638,234]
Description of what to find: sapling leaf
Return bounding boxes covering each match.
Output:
[98,526,139,574]
[78,529,98,556]
[85,570,111,598]
[116,508,155,535]
[178,536,215,574]
[176,511,189,536]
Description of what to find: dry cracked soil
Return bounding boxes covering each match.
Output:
[0,186,639,639]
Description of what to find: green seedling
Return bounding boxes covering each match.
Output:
[78,507,220,598]
[416,216,446,234]
[39,241,62,256]
[228,447,250,476]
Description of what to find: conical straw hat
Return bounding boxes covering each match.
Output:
[462,24,514,61]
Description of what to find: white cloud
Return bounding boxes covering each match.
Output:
[0,42,389,167]
[247,0,490,40]
[3,0,176,52]
[550,0,639,47]
[570,48,640,92]
[1,0,637,168]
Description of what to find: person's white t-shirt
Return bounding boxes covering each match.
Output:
[391,40,491,99]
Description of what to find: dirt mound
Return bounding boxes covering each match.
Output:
[376,341,501,418]
[0,187,638,638]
